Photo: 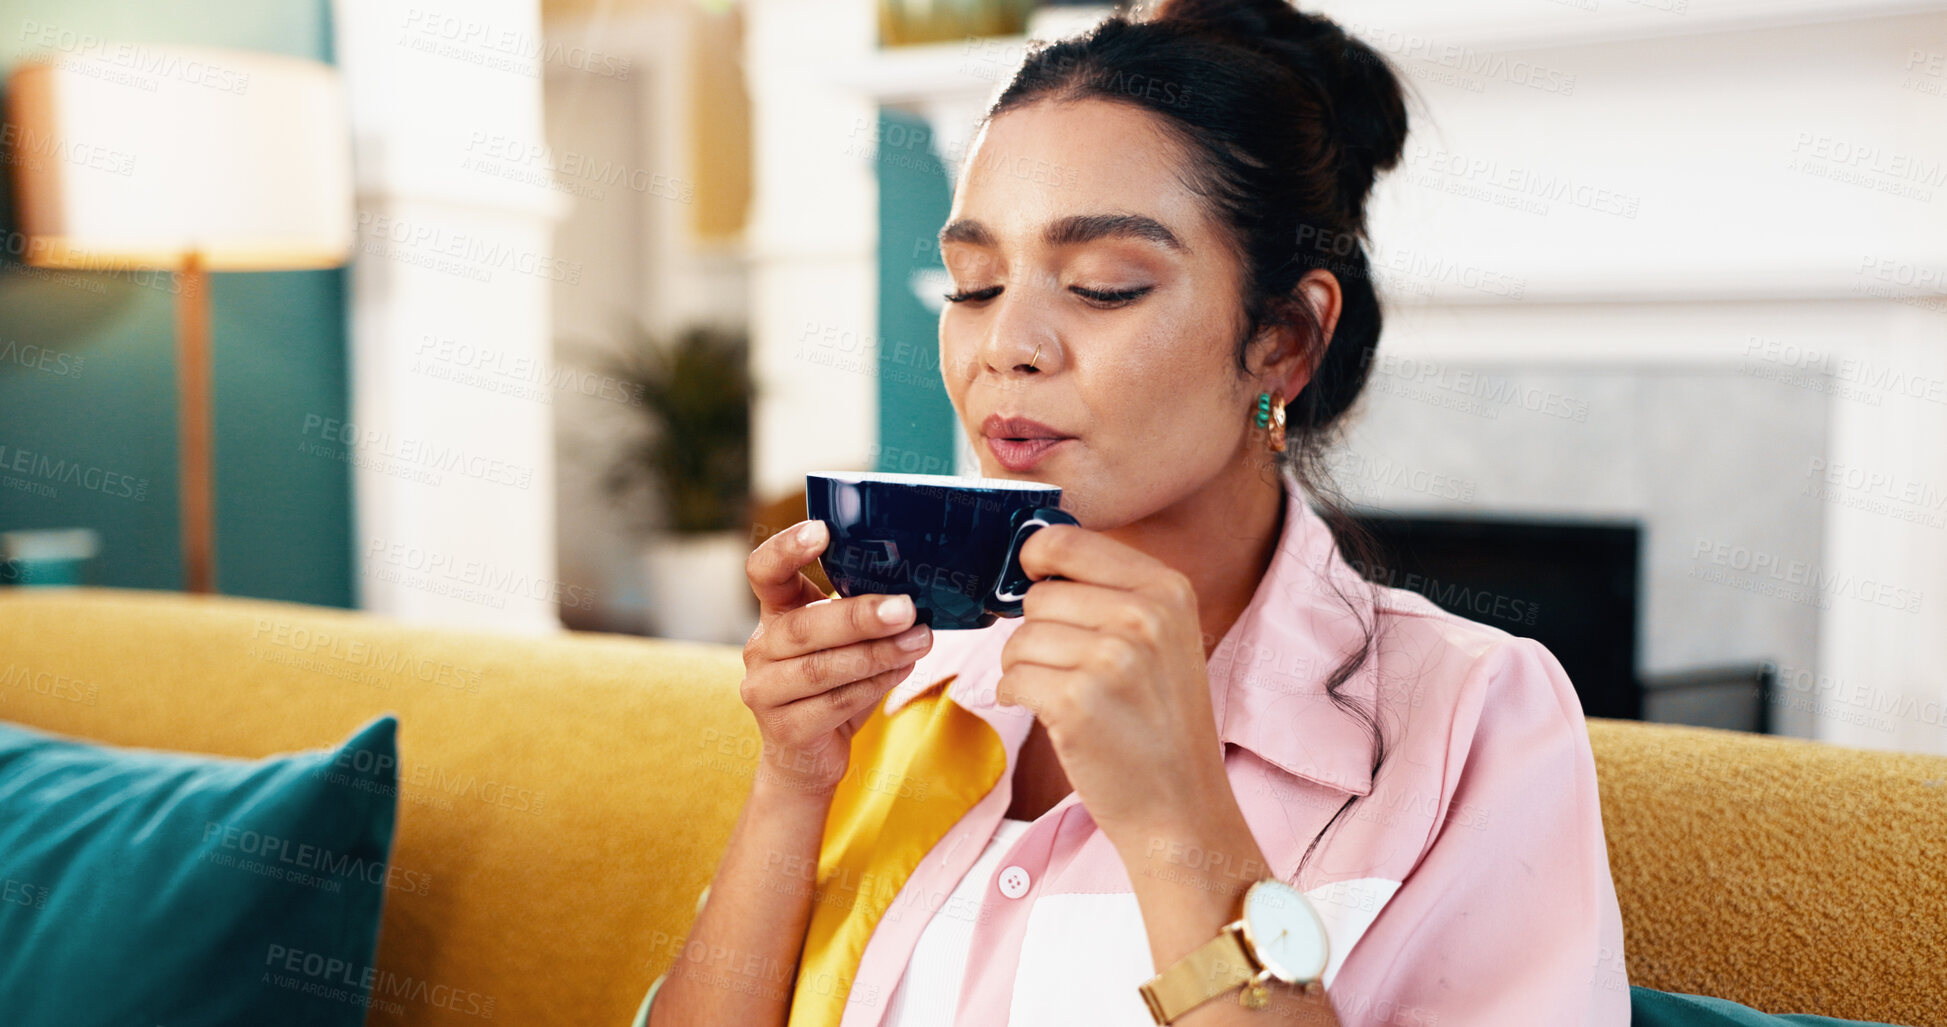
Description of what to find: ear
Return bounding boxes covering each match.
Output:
[1248,269,1342,400]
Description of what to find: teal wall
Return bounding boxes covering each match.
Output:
[874,107,958,476]
[0,1,351,606]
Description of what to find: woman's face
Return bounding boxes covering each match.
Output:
[938,98,1309,528]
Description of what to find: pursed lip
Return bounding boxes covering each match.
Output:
[980,414,1073,441]
[984,435,1069,473]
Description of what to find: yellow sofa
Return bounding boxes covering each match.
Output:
[1,587,1941,1026]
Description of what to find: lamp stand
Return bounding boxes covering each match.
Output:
[175,252,214,594]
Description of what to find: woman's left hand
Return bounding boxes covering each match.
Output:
[995,523,1236,849]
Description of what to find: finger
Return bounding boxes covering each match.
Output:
[998,618,1098,673]
[768,620,932,702]
[756,591,920,664]
[1018,578,1136,632]
[778,657,919,724]
[748,519,835,614]
[994,662,1067,717]
[1017,524,1175,593]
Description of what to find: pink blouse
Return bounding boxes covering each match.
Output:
[781,465,1631,1027]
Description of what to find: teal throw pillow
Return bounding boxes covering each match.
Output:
[0,715,402,1026]
[1631,985,1912,1026]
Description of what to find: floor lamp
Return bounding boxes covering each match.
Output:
[6,45,354,594]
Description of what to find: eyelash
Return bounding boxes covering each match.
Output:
[942,285,1153,308]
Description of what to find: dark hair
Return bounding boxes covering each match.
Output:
[981,0,1412,881]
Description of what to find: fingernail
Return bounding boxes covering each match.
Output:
[798,521,826,545]
[897,625,931,651]
[877,595,913,625]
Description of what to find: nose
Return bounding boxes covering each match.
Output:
[976,286,1059,379]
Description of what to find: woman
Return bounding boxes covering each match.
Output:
[644,0,1629,1024]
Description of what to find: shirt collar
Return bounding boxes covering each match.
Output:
[882,466,1380,798]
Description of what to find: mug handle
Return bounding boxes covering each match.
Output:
[989,506,1080,618]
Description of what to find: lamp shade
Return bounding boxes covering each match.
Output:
[6,44,353,271]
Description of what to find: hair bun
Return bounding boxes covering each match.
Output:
[1147,0,1408,224]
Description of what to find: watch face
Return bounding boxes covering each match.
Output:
[1240,879,1329,984]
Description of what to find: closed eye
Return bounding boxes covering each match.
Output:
[942,285,1154,308]
[942,285,1002,304]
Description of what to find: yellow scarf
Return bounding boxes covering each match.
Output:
[787,675,1009,1026]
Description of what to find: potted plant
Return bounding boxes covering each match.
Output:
[582,321,757,644]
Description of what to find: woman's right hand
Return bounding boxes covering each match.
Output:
[741,518,933,797]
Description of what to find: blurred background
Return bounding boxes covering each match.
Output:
[2,0,1945,754]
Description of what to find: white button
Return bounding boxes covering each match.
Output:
[997,865,1031,899]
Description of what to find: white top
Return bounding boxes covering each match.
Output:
[882,816,1035,1025]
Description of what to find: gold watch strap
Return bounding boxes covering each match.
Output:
[1138,926,1259,1024]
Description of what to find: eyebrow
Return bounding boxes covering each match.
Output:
[937,212,1189,255]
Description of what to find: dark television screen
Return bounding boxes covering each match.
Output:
[1336,511,1643,720]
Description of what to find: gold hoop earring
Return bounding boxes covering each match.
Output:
[1027,344,1042,371]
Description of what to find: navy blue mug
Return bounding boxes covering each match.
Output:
[806,471,1081,630]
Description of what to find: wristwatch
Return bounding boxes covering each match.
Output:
[1137,877,1329,1023]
